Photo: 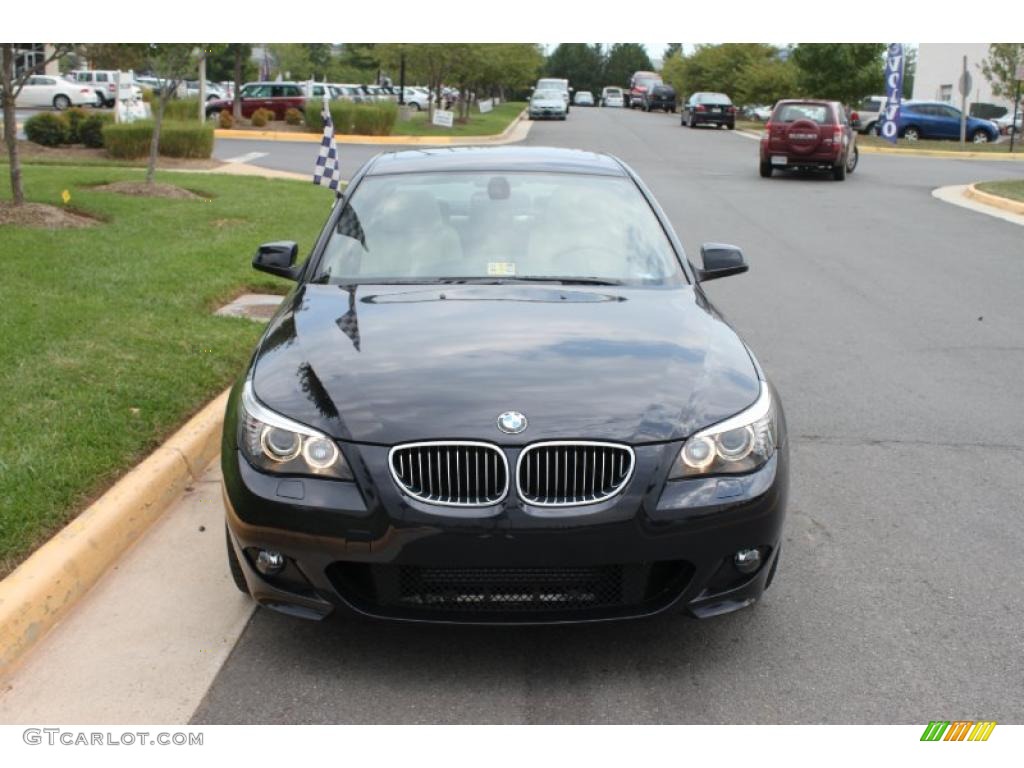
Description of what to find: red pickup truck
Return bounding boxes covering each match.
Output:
[205,82,307,120]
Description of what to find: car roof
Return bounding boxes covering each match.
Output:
[365,147,627,177]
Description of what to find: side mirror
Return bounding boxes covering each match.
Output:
[253,241,299,280]
[696,243,748,282]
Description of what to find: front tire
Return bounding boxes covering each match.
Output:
[971,129,990,144]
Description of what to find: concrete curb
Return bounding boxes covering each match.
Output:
[215,110,527,147]
[964,183,1024,215]
[0,389,229,677]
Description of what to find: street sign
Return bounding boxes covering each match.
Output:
[432,109,454,128]
[958,70,972,96]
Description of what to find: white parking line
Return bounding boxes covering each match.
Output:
[222,151,269,164]
[932,184,1024,227]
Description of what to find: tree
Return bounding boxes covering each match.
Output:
[735,56,799,106]
[545,44,605,94]
[1,43,73,206]
[790,43,886,105]
[981,43,1024,104]
[902,45,917,99]
[663,43,683,61]
[141,44,199,184]
[603,44,653,88]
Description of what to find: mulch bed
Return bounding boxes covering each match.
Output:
[92,181,205,199]
[0,201,99,229]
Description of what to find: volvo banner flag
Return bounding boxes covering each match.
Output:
[879,44,905,144]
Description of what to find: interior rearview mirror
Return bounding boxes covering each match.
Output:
[696,243,748,282]
[252,241,299,280]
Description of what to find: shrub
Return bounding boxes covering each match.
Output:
[250,108,274,127]
[102,121,154,158]
[79,113,113,148]
[24,112,69,147]
[158,122,214,158]
[305,101,396,136]
[141,88,154,103]
[285,107,303,126]
[162,98,201,122]
[64,107,88,143]
[101,120,213,159]
[218,109,234,129]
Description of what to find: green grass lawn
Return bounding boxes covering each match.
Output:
[0,165,328,575]
[857,134,1024,154]
[975,179,1024,202]
[391,101,525,137]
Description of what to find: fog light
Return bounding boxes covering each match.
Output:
[734,548,762,575]
[255,549,285,576]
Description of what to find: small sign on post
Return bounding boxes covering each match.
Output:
[478,98,493,114]
[432,109,454,128]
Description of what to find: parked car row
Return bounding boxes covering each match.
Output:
[14,75,98,110]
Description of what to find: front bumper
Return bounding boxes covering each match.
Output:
[223,422,789,624]
[529,108,565,119]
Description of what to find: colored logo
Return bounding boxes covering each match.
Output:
[920,721,996,742]
[497,411,528,434]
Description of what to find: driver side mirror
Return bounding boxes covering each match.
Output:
[253,241,300,280]
[695,243,748,282]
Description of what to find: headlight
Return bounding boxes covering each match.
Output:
[238,380,353,480]
[669,384,776,479]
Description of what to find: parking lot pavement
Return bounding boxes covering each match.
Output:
[214,138,406,182]
[190,106,1024,724]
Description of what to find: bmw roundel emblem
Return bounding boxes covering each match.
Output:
[497,411,528,434]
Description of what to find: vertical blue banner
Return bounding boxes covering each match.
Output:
[879,44,905,144]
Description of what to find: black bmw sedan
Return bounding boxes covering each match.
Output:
[222,146,788,624]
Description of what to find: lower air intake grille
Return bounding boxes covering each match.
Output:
[390,442,507,506]
[395,565,624,612]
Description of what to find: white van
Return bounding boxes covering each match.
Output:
[535,78,571,113]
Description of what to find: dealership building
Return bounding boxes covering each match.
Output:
[912,43,1014,113]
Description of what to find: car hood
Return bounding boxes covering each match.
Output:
[251,283,760,446]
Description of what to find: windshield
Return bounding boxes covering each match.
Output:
[533,90,561,100]
[537,80,566,90]
[314,172,685,287]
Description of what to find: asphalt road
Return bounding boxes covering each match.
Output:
[193,107,1024,724]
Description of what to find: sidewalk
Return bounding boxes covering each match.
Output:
[0,460,251,723]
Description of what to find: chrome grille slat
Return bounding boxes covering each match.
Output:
[391,442,508,506]
[517,441,634,507]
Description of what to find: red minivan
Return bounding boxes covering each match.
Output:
[205,82,307,120]
[759,100,858,181]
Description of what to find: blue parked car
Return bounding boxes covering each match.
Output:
[891,101,1000,143]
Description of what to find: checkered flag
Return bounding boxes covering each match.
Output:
[336,284,361,352]
[312,95,341,193]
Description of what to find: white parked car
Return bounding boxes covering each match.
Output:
[601,86,624,107]
[15,75,96,110]
[185,81,226,101]
[528,88,567,120]
[395,86,431,110]
[574,90,595,106]
[853,95,889,135]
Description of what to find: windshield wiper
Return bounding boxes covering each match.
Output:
[501,276,625,286]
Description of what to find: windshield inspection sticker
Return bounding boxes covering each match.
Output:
[487,262,516,276]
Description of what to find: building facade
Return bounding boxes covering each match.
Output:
[912,43,1011,112]
[13,44,60,77]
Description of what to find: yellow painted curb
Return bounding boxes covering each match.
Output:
[965,183,1024,215]
[0,389,229,677]
[859,145,1024,161]
[214,110,526,147]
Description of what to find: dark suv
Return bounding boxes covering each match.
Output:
[626,71,662,109]
[759,100,858,181]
